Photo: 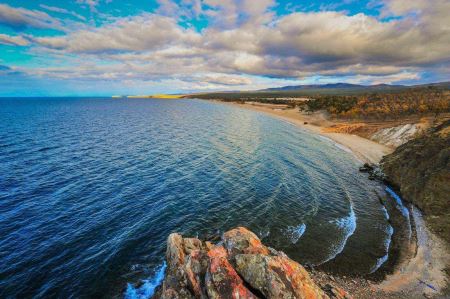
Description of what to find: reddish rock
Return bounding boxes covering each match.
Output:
[184,238,204,254]
[222,227,270,258]
[185,249,208,298]
[154,228,347,299]
[166,233,185,269]
[205,246,258,299]
[160,233,192,298]
[235,253,328,299]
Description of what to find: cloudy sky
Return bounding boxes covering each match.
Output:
[0,0,449,96]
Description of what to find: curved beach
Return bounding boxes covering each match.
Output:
[216,100,450,298]
[215,101,393,164]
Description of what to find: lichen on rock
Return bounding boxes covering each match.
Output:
[153,227,349,299]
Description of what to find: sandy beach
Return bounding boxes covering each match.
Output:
[219,101,393,164]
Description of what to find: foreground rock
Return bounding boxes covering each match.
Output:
[154,227,350,299]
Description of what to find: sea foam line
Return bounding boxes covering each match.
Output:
[320,205,357,264]
[124,262,166,299]
[369,224,394,273]
[385,186,409,218]
[385,186,411,240]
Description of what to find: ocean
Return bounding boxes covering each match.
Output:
[0,98,394,298]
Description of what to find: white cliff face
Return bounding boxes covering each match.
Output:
[371,124,419,148]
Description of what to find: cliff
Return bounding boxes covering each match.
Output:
[153,227,350,299]
[381,120,450,243]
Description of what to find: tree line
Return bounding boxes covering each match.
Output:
[298,88,449,119]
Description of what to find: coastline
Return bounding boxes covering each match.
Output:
[205,99,449,297]
[213,101,393,164]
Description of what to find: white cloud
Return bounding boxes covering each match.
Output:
[39,4,86,21]
[8,0,450,89]
[0,34,29,46]
[0,4,64,30]
[33,14,200,53]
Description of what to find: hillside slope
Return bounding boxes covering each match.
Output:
[381,121,450,243]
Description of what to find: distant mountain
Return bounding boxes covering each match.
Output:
[262,81,450,92]
[262,83,405,91]
[416,81,450,89]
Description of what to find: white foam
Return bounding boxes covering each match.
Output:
[286,223,306,244]
[385,186,409,218]
[369,224,394,273]
[124,262,166,299]
[321,206,357,264]
[258,228,270,239]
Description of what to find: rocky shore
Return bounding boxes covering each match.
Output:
[153,227,351,299]
[381,120,450,245]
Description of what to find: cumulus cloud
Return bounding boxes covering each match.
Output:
[197,74,253,86]
[6,0,450,89]
[0,4,63,30]
[33,14,200,53]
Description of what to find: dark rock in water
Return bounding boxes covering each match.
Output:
[154,227,334,298]
[359,162,385,181]
[359,163,374,172]
[381,121,450,244]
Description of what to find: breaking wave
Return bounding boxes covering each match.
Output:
[369,224,394,273]
[321,205,357,264]
[286,223,307,244]
[125,262,166,299]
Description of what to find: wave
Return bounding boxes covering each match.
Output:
[369,224,394,273]
[124,262,166,299]
[286,223,306,244]
[385,187,409,218]
[320,205,357,264]
[258,227,270,239]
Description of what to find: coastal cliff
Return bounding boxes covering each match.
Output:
[381,120,450,244]
[153,227,350,299]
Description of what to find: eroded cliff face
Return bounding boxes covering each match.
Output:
[153,227,350,299]
[381,120,450,243]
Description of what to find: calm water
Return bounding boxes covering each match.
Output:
[0,98,394,298]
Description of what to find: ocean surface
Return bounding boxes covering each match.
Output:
[0,98,395,298]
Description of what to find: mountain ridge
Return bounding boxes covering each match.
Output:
[261,81,450,92]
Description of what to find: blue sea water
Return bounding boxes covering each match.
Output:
[0,98,394,298]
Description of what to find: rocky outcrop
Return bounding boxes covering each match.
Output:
[381,120,450,243]
[371,123,420,148]
[154,227,351,299]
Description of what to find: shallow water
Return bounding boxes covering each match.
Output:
[0,98,394,298]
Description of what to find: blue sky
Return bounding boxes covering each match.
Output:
[0,0,449,96]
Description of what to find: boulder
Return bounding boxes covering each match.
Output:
[205,246,258,298]
[153,227,339,299]
[235,253,328,298]
[222,227,270,259]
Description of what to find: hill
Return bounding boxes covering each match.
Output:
[185,81,450,99]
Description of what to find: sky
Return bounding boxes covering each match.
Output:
[0,0,449,96]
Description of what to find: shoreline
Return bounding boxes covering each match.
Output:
[205,99,449,297]
[213,101,393,164]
